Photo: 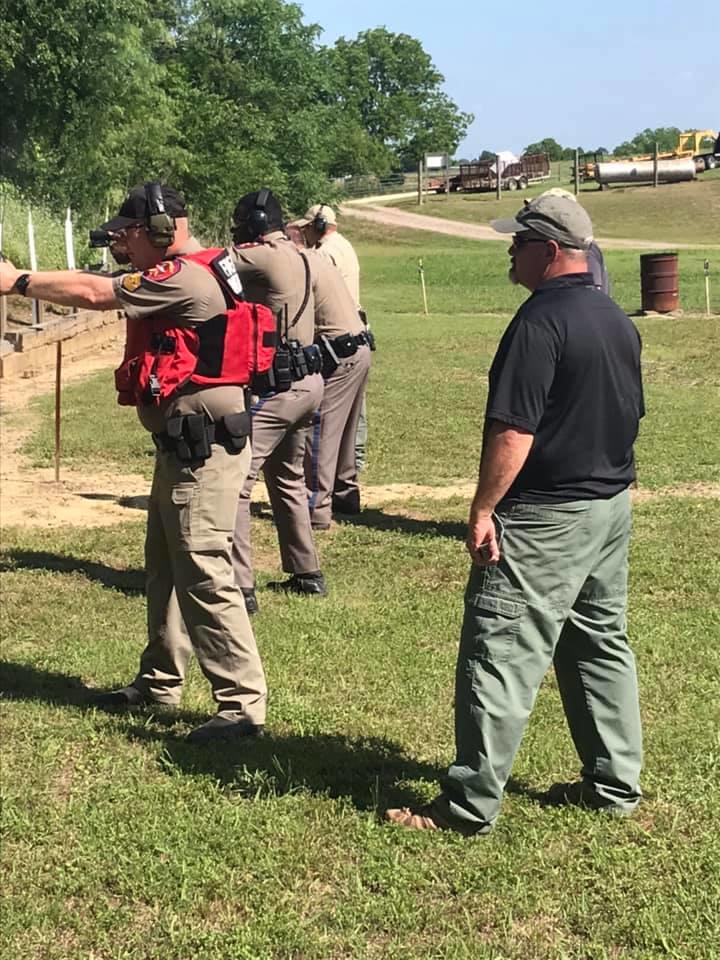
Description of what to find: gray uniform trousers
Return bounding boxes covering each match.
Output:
[307,345,371,526]
[439,489,643,831]
[232,372,324,589]
[134,442,267,725]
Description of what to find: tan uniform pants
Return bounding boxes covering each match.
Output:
[134,442,267,724]
[306,345,371,526]
[232,372,324,589]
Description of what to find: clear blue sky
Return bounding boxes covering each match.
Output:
[298,0,720,157]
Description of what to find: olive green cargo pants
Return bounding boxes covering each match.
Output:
[439,490,643,831]
[134,442,267,724]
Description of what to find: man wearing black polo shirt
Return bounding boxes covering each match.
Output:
[386,194,644,835]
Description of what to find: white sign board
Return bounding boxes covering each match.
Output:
[425,154,447,170]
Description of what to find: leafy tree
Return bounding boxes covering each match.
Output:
[0,0,180,216]
[613,127,681,157]
[478,150,496,162]
[524,138,564,160]
[329,28,472,171]
[0,1,474,230]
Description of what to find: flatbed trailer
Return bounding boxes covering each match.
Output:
[457,153,550,192]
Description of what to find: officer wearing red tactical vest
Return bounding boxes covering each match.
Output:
[229,189,327,614]
[0,183,268,742]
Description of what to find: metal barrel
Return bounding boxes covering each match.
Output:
[595,157,696,185]
[640,253,680,313]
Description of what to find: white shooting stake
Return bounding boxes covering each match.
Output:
[418,258,429,316]
[28,209,42,327]
[65,207,76,270]
[704,260,711,318]
[102,205,109,270]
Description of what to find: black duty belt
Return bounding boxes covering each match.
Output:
[318,330,374,359]
[253,342,322,396]
[152,411,251,463]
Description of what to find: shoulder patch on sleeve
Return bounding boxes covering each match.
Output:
[121,272,143,292]
[143,260,182,283]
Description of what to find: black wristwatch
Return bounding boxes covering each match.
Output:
[13,273,32,296]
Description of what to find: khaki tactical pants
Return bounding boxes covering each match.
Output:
[232,373,324,589]
[134,442,267,724]
[307,345,371,526]
[440,490,643,831]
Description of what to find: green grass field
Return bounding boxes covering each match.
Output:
[2,219,720,959]
[393,175,720,247]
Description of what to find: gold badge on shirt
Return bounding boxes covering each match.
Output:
[121,272,143,292]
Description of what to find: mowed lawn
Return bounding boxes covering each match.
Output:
[2,224,720,959]
[391,173,720,247]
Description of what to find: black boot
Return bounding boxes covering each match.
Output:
[266,571,327,597]
[241,587,259,615]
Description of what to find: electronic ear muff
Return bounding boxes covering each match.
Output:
[312,203,330,236]
[144,181,176,247]
[245,188,271,239]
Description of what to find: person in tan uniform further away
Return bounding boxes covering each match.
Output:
[294,203,372,512]
[285,224,372,530]
[0,183,267,743]
[229,190,326,614]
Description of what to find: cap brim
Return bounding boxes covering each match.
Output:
[490,217,528,235]
[287,218,311,228]
[99,216,139,232]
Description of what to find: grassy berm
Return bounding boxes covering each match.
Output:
[2,219,719,959]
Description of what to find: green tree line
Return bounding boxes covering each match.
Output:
[0,0,472,235]
[517,128,714,162]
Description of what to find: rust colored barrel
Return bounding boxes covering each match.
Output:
[640,253,679,313]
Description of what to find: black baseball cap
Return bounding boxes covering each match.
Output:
[100,184,188,232]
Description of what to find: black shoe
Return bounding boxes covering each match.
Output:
[266,572,327,597]
[332,492,361,515]
[185,715,265,743]
[93,686,164,712]
[241,587,259,615]
[544,781,637,818]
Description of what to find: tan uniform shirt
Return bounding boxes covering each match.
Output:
[230,230,315,346]
[306,250,364,340]
[113,237,247,434]
[315,230,361,308]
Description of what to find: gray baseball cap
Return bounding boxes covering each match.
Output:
[491,194,594,250]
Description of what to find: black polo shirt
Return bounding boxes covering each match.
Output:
[485,273,644,503]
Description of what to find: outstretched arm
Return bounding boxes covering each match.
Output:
[0,261,120,310]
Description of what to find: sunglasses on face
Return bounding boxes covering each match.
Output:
[512,234,548,248]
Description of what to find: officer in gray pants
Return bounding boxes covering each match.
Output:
[229,190,326,614]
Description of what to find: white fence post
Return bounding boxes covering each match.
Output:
[28,210,42,327]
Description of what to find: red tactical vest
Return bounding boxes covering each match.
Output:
[114,248,276,406]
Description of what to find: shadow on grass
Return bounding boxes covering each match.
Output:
[0,549,145,595]
[79,492,150,512]
[127,723,444,812]
[336,509,466,540]
[0,660,443,812]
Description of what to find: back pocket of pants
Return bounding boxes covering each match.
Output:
[462,590,525,663]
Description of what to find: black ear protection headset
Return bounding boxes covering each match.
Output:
[312,203,330,236]
[245,188,271,239]
[144,181,176,247]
